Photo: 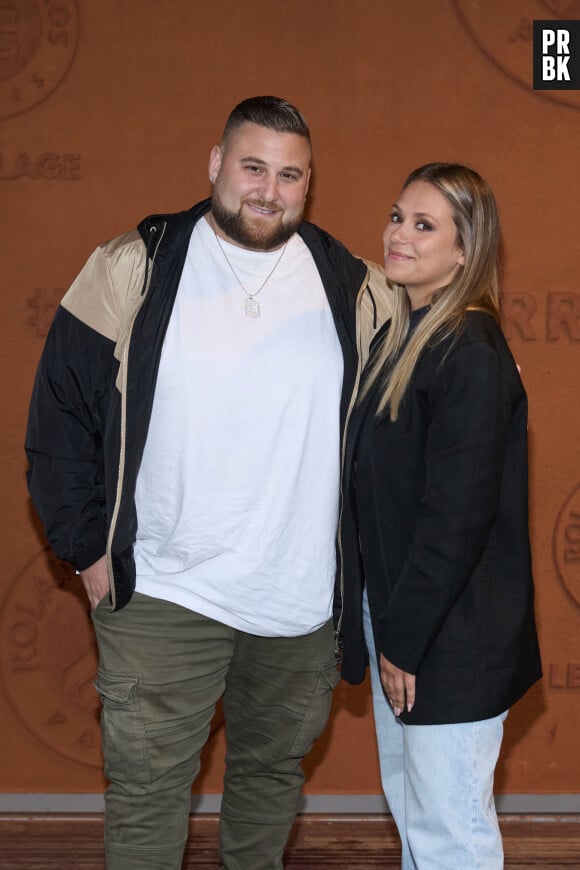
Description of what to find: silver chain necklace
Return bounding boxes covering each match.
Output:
[212,229,288,318]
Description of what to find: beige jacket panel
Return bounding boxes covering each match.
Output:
[360,258,392,364]
[60,230,147,358]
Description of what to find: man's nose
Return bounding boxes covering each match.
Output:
[257,173,279,203]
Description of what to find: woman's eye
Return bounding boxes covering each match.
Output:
[417,221,432,231]
[390,213,401,223]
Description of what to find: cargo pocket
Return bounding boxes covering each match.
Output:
[290,660,340,758]
[94,671,150,784]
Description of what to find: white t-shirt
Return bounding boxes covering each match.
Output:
[133,217,343,636]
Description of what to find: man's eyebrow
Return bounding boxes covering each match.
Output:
[239,157,304,177]
[240,157,268,166]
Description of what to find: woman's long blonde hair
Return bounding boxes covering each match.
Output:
[363,163,502,420]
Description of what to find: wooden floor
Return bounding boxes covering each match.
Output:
[0,814,579,868]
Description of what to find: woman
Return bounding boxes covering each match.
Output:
[340,163,542,869]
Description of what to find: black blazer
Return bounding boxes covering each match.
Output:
[339,308,542,724]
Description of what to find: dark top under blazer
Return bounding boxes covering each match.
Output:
[339,308,542,725]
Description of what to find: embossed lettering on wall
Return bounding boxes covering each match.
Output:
[0,152,81,179]
[451,0,580,110]
[553,484,580,606]
[24,288,580,343]
[0,549,102,767]
[502,291,580,340]
[549,662,580,687]
[0,0,79,120]
[27,287,63,336]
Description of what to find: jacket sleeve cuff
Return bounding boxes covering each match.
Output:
[72,532,107,573]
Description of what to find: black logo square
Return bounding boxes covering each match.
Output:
[533,20,580,90]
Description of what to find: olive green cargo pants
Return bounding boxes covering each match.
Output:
[92,593,338,869]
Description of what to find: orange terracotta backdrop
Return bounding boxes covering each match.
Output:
[1,0,578,800]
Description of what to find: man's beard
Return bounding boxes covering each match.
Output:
[210,193,303,251]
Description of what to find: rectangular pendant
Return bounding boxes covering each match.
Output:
[245,298,260,318]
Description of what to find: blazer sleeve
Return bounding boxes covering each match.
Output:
[25,246,122,571]
[378,338,510,673]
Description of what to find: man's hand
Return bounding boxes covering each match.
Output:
[379,653,416,717]
[79,555,110,609]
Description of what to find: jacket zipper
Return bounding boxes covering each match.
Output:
[105,221,166,607]
[335,269,370,660]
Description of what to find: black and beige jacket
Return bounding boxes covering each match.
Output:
[25,199,390,614]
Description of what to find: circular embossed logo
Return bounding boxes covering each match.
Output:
[0,549,103,766]
[0,548,225,767]
[0,0,79,120]
[553,484,580,607]
[451,0,580,111]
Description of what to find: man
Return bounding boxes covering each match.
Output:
[25,96,388,870]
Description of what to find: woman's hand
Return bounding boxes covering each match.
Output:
[380,653,415,716]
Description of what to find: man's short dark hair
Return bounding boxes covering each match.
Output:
[222,96,311,145]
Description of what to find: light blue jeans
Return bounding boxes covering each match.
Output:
[362,589,506,869]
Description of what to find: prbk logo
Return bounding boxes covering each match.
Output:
[451,2,580,111]
[533,20,580,89]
